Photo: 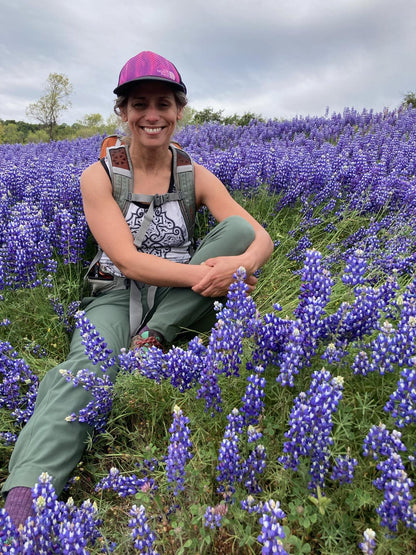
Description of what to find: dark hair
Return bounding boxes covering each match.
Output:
[114,86,188,117]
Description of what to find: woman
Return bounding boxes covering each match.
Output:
[2,51,273,526]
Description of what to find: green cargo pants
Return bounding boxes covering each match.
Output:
[2,216,255,496]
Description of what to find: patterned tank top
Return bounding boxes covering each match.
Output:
[99,179,192,278]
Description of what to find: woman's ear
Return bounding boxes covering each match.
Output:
[119,106,128,122]
[177,107,184,121]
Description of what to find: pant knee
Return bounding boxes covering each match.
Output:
[221,216,255,251]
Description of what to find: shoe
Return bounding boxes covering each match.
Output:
[130,329,164,352]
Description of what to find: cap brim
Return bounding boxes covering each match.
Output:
[113,76,186,96]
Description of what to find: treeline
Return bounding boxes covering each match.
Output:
[0,107,264,145]
[0,114,119,145]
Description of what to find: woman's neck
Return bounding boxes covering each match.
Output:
[129,142,172,175]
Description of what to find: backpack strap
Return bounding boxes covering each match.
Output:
[103,140,196,242]
[170,145,196,241]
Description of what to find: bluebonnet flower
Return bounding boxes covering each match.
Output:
[276,323,305,387]
[0,472,103,552]
[374,453,416,532]
[49,297,81,333]
[359,528,376,554]
[58,312,117,433]
[342,249,367,286]
[384,364,416,427]
[196,359,223,415]
[209,266,257,377]
[330,452,358,484]
[203,503,228,529]
[95,467,155,497]
[241,366,266,426]
[164,337,206,392]
[241,443,266,494]
[0,510,17,549]
[166,405,193,495]
[0,431,17,445]
[0,340,39,425]
[390,280,416,366]
[278,250,334,386]
[74,310,115,369]
[129,504,158,554]
[197,268,257,414]
[295,249,334,318]
[367,320,396,375]
[249,306,289,371]
[241,495,264,514]
[362,423,407,460]
[60,368,114,433]
[279,370,344,491]
[257,500,288,554]
[287,235,313,262]
[324,283,387,344]
[217,408,244,501]
[352,350,371,376]
[321,341,348,365]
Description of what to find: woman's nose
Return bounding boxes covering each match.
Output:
[144,105,159,121]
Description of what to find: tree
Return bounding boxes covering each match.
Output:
[192,107,224,125]
[26,73,73,141]
[403,92,416,108]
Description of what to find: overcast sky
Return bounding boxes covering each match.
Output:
[1,0,415,125]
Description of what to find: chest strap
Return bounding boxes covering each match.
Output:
[127,191,184,248]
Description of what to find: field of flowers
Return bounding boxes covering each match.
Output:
[0,106,416,553]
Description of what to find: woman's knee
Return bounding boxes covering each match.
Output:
[221,216,255,250]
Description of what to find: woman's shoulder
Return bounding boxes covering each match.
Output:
[81,160,108,182]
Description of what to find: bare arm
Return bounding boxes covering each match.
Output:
[192,163,274,296]
[80,160,273,297]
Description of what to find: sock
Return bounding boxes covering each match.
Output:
[4,486,34,527]
[138,326,164,343]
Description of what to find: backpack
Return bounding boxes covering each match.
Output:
[85,136,196,291]
[100,135,196,243]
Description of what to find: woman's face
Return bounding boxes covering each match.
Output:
[121,81,183,148]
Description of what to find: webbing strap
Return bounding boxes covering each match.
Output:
[129,281,143,337]
[129,281,158,336]
[132,191,184,248]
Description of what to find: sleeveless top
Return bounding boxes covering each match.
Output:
[99,175,193,279]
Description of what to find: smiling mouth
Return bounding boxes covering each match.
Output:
[142,127,163,134]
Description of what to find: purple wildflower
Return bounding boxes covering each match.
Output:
[241,443,267,494]
[60,368,114,433]
[74,310,115,369]
[362,423,407,460]
[95,467,155,498]
[374,453,416,532]
[342,249,367,287]
[330,452,358,484]
[166,405,193,495]
[0,340,39,425]
[257,500,288,554]
[216,408,244,501]
[204,503,228,529]
[129,504,158,554]
[384,364,416,427]
[359,528,376,554]
[240,365,266,426]
[279,370,344,491]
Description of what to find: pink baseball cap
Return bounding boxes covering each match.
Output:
[114,51,187,95]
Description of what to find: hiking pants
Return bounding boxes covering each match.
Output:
[2,216,255,496]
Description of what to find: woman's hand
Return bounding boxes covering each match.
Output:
[192,256,258,297]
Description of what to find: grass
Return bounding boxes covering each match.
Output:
[1,189,416,554]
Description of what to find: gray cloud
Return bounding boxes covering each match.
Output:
[0,0,415,125]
